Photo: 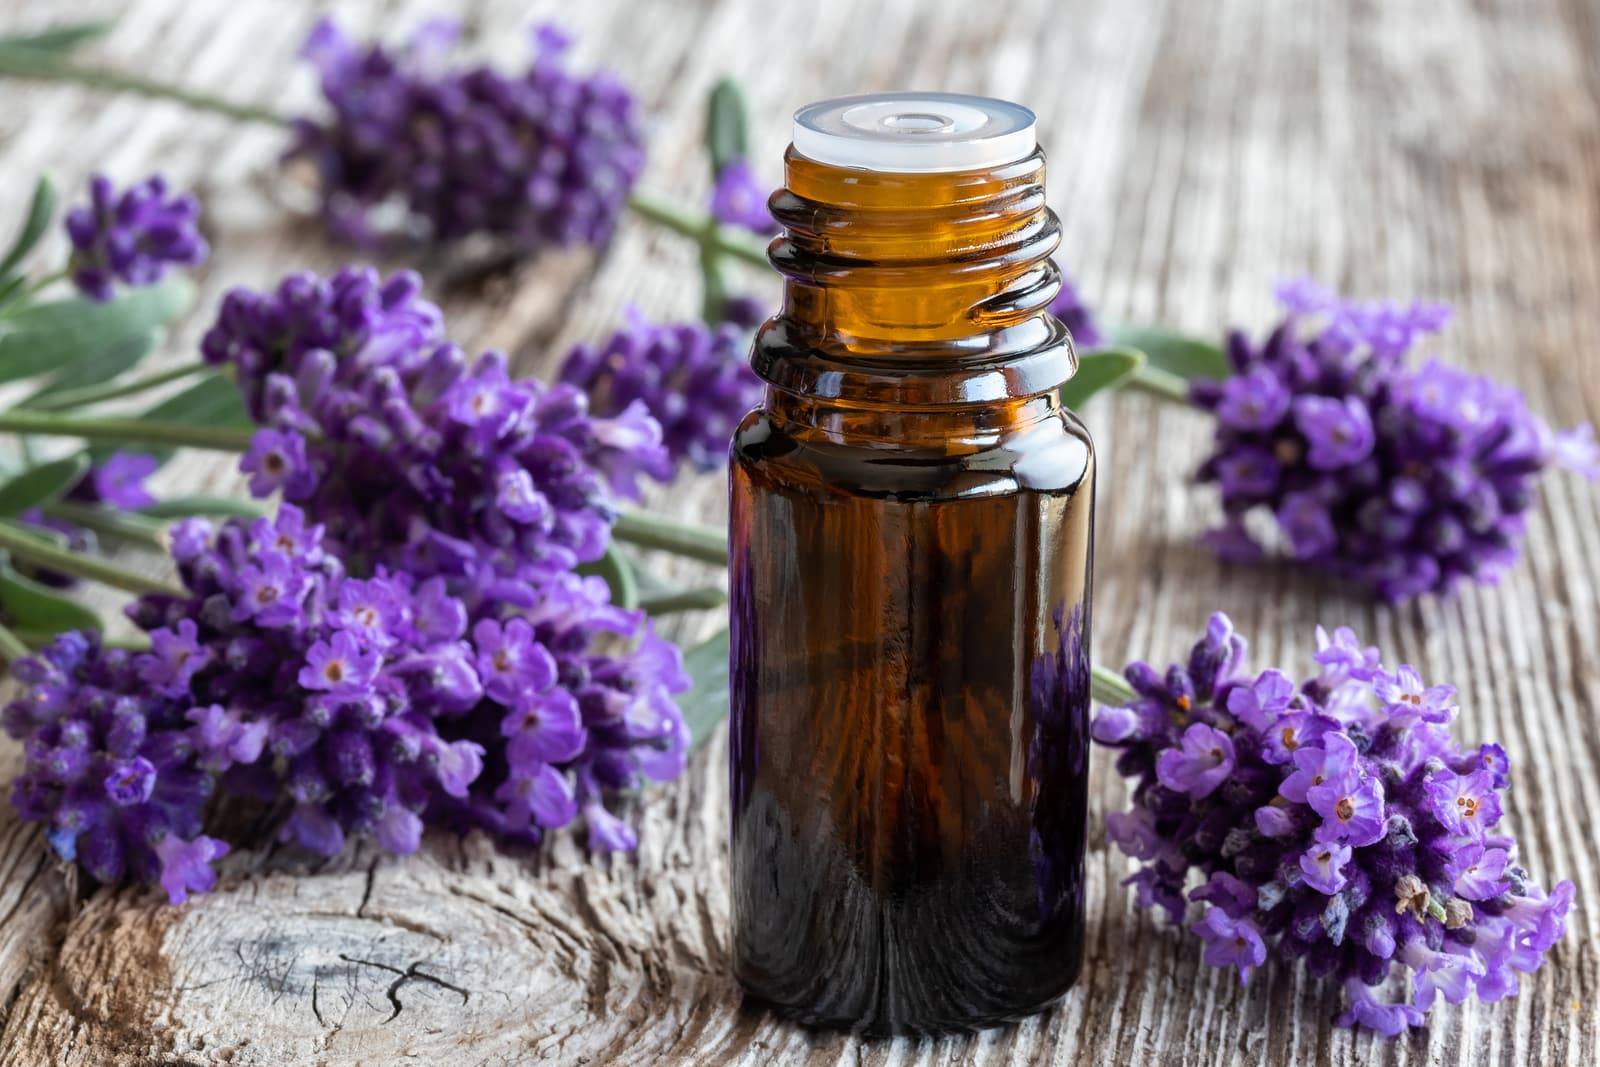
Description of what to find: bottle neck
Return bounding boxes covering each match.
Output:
[753,147,1076,407]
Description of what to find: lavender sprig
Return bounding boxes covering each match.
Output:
[3,631,229,904]
[2,500,697,903]
[1093,613,1573,1035]
[1190,280,1598,600]
[288,19,644,251]
[201,266,674,589]
[64,173,208,302]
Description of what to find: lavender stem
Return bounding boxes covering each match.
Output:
[0,410,256,452]
[0,519,181,596]
[29,362,216,412]
[0,43,290,125]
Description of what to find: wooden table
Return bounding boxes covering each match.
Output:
[1,0,1597,1062]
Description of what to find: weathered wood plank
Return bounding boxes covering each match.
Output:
[0,0,1597,1063]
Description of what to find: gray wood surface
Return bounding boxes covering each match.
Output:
[1,0,1598,1063]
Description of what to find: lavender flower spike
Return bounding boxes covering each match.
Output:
[287,18,645,250]
[201,267,673,588]
[65,174,208,302]
[1093,613,1573,1036]
[2,632,228,903]
[558,310,763,473]
[1192,280,1599,599]
[124,505,490,860]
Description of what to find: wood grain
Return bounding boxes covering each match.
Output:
[1,0,1599,1062]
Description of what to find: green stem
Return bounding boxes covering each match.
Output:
[0,520,180,596]
[639,586,727,615]
[43,501,167,549]
[139,495,269,520]
[30,362,215,412]
[627,192,770,268]
[0,410,255,452]
[0,617,29,662]
[0,44,290,125]
[1126,364,1191,403]
[24,267,68,299]
[14,627,149,651]
[612,509,726,565]
[1091,664,1136,707]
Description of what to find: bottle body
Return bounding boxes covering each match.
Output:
[728,114,1094,1034]
[729,395,1093,1033]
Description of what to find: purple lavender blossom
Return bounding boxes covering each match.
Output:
[83,453,160,510]
[199,267,672,587]
[1094,614,1574,1036]
[557,311,763,472]
[1048,271,1103,349]
[709,158,774,234]
[429,569,692,852]
[286,19,645,250]
[124,506,488,859]
[65,174,208,302]
[2,632,228,903]
[1193,281,1599,600]
[115,503,690,861]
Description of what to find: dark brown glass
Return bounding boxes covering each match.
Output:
[728,147,1094,1035]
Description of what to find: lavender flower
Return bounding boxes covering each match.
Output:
[2,632,228,903]
[1049,271,1102,349]
[126,506,488,858]
[709,158,774,234]
[200,267,672,587]
[65,174,208,302]
[111,503,689,862]
[558,311,762,472]
[77,453,160,510]
[430,569,691,852]
[1193,281,1598,599]
[1094,613,1573,1036]
[287,18,645,250]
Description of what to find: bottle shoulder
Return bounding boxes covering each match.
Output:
[731,404,1094,501]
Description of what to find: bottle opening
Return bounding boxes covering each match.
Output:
[792,92,1036,173]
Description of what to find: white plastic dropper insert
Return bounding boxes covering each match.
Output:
[791,92,1036,173]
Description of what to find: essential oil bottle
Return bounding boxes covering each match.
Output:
[728,93,1096,1035]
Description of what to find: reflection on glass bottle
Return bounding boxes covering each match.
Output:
[1028,604,1090,926]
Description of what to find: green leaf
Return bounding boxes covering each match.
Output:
[0,275,192,388]
[24,329,155,403]
[680,628,731,749]
[700,245,730,324]
[140,372,247,424]
[706,78,750,176]
[0,562,102,634]
[0,454,89,516]
[1060,346,1146,409]
[0,273,31,312]
[138,494,266,520]
[0,175,56,281]
[0,20,116,54]
[1108,325,1228,381]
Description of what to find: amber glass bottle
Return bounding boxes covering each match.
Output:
[728,94,1094,1035]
